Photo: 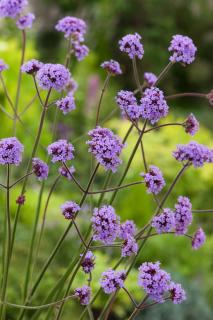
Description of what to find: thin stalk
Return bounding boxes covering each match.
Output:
[62,162,85,193]
[127,295,149,320]
[192,209,213,213]
[33,75,44,107]
[144,122,183,133]
[18,93,39,117]
[73,220,87,248]
[166,92,207,100]
[95,74,111,126]
[122,287,138,307]
[88,181,143,194]
[103,291,117,320]
[154,61,174,86]
[139,232,192,240]
[9,172,33,189]
[132,57,142,95]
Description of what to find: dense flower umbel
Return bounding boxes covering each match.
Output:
[55,16,86,41]
[100,269,126,294]
[169,282,186,304]
[59,165,75,180]
[74,286,91,305]
[115,90,141,121]
[61,201,80,219]
[0,137,24,165]
[0,0,28,18]
[16,13,35,29]
[73,43,89,61]
[0,59,8,72]
[119,220,136,240]
[91,205,120,244]
[184,113,199,136]
[47,139,74,163]
[119,33,144,59]
[32,158,49,181]
[168,35,197,65]
[21,59,43,75]
[87,126,124,172]
[140,87,169,124]
[80,251,95,274]
[138,262,171,303]
[192,227,206,250]
[174,196,192,235]
[141,165,165,195]
[173,141,213,168]
[144,72,157,87]
[56,94,76,115]
[101,60,122,76]
[121,237,138,257]
[36,63,71,91]
[151,208,175,234]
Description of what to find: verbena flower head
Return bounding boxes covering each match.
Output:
[0,0,28,18]
[80,251,95,274]
[141,165,165,195]
[16,13,35,29]
[184,113,199,136]
[138,262,171,302]
[140,87,169,124]
[119,33,144,59]
[121,237,138,257]
[119,220,136,240]
[169,282,186,304]
[56,94,76,115]
[59,165,75,180]
[32,158,49,181]
[21,59,43,75]
[115,90,141,121]
[174,196,192,235]
[0,137,24,165]
[144,72,157,87]
[73,43,89,61]
[173,141,213,168]
[74,286,91,305]
[100,269,126,294]
[0,59,8,72]
[101,59,122,76]
[87,126,124,172]
[55,16,86,41]
[36,63,71,91]
[168,34,197,65]
[47,139,74,163]
[151,208,175,234]
[61,201,80,219]
[91,205,120,244]
[66,78,78,94]
[16,194,25,205]
[192,227,206,250]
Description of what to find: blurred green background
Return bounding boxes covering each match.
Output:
[0,0,213,319]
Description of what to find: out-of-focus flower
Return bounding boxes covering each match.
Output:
[0,137,24,166]
[16,13,35,29]
[184,113,199,136]
[61,201,80,219]
[74,286,91,305]
[192,227,206,250]
[101,60,122,76]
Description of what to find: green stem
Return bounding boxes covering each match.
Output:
[166,92,207,100]
[95,74,111,126]
[154,61,174,86]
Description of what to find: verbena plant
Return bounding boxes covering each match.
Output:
[0,1,212,319]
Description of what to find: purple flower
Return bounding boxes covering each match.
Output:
[56,94,76,115]
[32,158,49,181]
[144,72,157,87]
[0,137,24,165]
[0,59,8,72]
[74,286,91,305]
[168,34,197,65]
[21,59,43,75]
[60,201,80,219]
[138,262,171,302]
[174,196,192,235]
[58,165,75,180]
[169,282,186,304]
[115,90,141,121]
[55,16,86,41]
[80,251,95,274]
[184,113,199,136]
[66,78,78,94]
[151,209,175,234]
[47,139,74,163]
[119,33,144,59]
[140,87,169,124]
[141,165,165,195]
[91,205,120,244]
[173,141,213,168]
[36,63,71,92]
[121,237,138,257]
[73,43,89,61]
[100,269,126,294]
[101,60,122,76]
[0,0,28,18]
[16,194,25,205]
[16,13,35,29]
[119,220,136,240]
[192,227,206,250]
[87,126,124,172]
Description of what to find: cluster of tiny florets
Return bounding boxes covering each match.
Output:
[56,94,76,115]
[169,282,186,304]
[192,227,206,250]
[151,208,175,234]
[141,165,165,195]
[47,139,74,163]
[0,0,28,18]
[0,137,24,166]
[0,59,8,72]
[73,43,89,61]
[74,286,91,305]
[32,158,49,181]
[21,59,43,75]
[61,201,80,220]
[168,34,197,65]
[80,251,95,274]
[101,60,122,76]
[58,165,75,180]
[66,78,78,94]
[144,72,157,87]
[119,33,144,59]
[174,196,192,235]
[121,237,138,257]
[55,16,86,41]
[16,13,35,29]
[119,220,136,240]
[115,90,141,121]
[100,269,126,294]
[184,113,199,136]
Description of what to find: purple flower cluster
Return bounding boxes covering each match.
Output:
[91,205,120,244]
[0,137,24,166]
[36,63,71,91]
[168,34,197,65]
[56,94,76,115]
[184,113,199,136]
[59,165,75,180]
[140,87,169,124]
[60,201,80,219]
[115,90,141,121]
[151,209,175,234]
[73,43,89,61]
[173,141,213,168]
[66,78,78,94]
[47,139,74,163]
[119,220,136,240]
[174,196,192,235]
[0,59,8,72]
[119,33,144,59]
[80,251,95,274]
[100,269,126,294]
[87,126,124,172]
[192,227,206,250]
[169,282,186,304]
[32,158,49,181]
[55,16,86,41]
[101,60,122,76]
[16,13,35,29]
[121,237,138,257]
[141,165,165,195]
[144,72,157,87]
[0,0,28,18]
[21,59,43,75]
[74,286,91,305]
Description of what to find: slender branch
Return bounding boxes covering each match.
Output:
[62,162,85,193]
[144,122,183,133]
[132,57,142,95]
[192,209,213,213]
[122,287,138,307]
[73,220,87,248]
[90,243,121,249]
[18,93,39,117]
[33,75,44,107]
[95,73,111,126]
[88,181,144,195]
[127,294,149,320]
[139,231,192,241]
[166,92,207,100]
[9,171,33,189]
[154,61,174,86]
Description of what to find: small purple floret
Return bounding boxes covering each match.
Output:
[61,201,80,219]
[21,59,43,75]
[119,33,144,59]
[0,59,8,72]
[47,139,74,163]
[0,137,24,166]
[73,43,89,61]
[141,165,165,195]
[121,237,138,257]
[184,113,199,136]
[0,0,28,18]
[151,208,175,234]
[56,94,76,115]
[101,60,122,76]
[100,269,126,294]
[80,251,95,274]
[32,158,49,181]
[168,34,197,65]
[192,227,206,250]
[55,16,86,41]
[58,165,75,180]
[16,13,35,29]
[174,196,192,235]
[74,286,91,305]
[119,220,136,240]
[144,72,157,87]
[169,282,186,304]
